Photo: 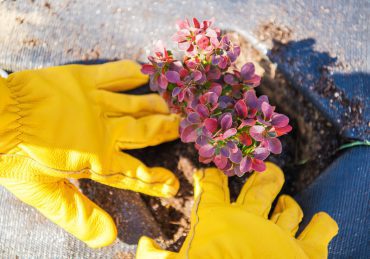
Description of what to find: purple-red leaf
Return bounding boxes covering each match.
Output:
[240,157,252,173]
[266,138,282,154]
[253,147,270,160]
[235,100,248,118]
[218,56,228,69]
[239,118,256,128]
[249,125,265,141]
[230,148,242,163]
[244,90,258,109]
[224,73,237,85]
[196,104,209,118]
[172,87,182,97]
[193,17,200,28]
[261,102,273,120]
[196,135,210,146]
[241,62,255,79]
[178,41,191,50]
[220,146,230,157]
[196,35,210,50]
[251,159,266,172]
[199,144,215,158]
[204,118,218,133]
[158,73,168,89]
[207,67,221,80]
[187,112,201,123]
[234,166,244,177]
[271,114,289,128]
[209,82,222,96]
[220,113,233,130]
[214,155,231,170]
[199,156,213,164]
[193,70,203,81]
[222,128,237,139]
[275,125,292,136]
[239,132,252,146]
[181,124,198,143]
[141,64,156,75]
[165,71,180,83]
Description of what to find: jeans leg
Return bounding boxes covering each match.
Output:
[295,146,370,259]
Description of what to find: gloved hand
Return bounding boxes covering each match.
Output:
[0,60,180,248]
[137,163,338,259]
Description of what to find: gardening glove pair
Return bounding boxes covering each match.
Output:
[137,162,338,259]
[0,60,180,248]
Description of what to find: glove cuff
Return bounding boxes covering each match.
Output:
[0,77,22,153]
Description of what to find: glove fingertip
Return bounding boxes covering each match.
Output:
[298,211,339,244]
[314,212,339,239]
[263,162,285,184]
[137,236,174,259]
[150,167,180,198]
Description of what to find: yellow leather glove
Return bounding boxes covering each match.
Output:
[0,60,180,248]
[137,163,338,259]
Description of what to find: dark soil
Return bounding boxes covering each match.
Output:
[123,28,345,252]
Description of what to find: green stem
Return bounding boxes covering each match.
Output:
[337,140,370,151]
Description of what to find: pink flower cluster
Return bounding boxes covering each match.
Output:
[142,18,292,176]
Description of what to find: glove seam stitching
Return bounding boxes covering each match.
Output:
[0,153,173,187]
[2,81,25,149]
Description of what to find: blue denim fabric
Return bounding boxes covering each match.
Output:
[295,146,370,258]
